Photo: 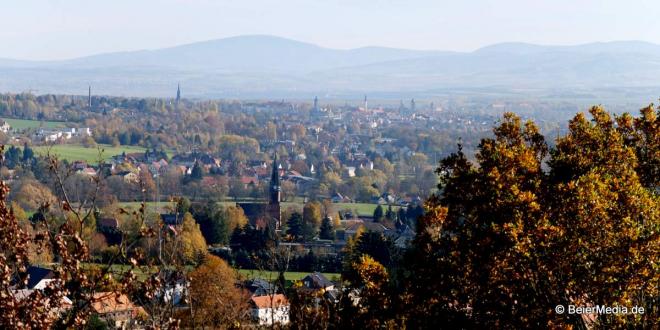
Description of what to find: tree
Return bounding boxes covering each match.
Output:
[354,231,394,268]
[186,255,250,328]
[303,201,323,230]
[22,142,34,162]
[0,149,176,328]
[225,206,248,233]
[11,179,58,211]
[319,216,335,240]
[195,202,229,245]
[340,255,401,329]
[385,205,395,222]
[287,212,304,241]
[303,201,322,240]
[372,205,384,222]
[175,197,191,214]
[178,212,207,264]
[404,109,659,328]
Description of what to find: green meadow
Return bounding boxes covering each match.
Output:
[2,117,67,130]
[31,144,148,163]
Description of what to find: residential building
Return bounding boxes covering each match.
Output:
[250,294,290,326]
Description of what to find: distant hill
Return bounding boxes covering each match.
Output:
[1,35,660,99]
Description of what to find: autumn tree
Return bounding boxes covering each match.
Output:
[177,212,207,264]
[185,255,250,328]
[0,149,175,328]
[404,108,659,328]
[340,255,402,329]
[303,201,322,240]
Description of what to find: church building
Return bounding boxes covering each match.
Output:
[237,154,282,230]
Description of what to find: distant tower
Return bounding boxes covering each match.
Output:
[313,96,319,111]
[270,154,281,204]
[364,95,368,111]
[410,98,416,113]
[176,83,181,103]
[88,86,92,109]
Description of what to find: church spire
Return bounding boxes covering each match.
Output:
[176,83,181,103]
[270,153,281,204]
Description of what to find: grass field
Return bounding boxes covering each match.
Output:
[83,263,339,284]
[333,202,399,216]
[2,117,67,130]
[31,144,148,163]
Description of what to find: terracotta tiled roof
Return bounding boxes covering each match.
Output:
[91,292,136,314]
[250,294,289,309]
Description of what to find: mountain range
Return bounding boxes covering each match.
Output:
[2,35,660,99]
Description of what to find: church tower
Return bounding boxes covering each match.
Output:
[176,83,181,103]
[270,154,281,204]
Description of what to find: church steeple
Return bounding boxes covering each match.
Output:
[270,154,281,204]
[176,83,181,103]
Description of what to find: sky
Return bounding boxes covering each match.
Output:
[2,0,660,60]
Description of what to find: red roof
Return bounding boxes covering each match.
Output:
[251,294,289,309]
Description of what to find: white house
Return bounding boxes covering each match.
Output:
[250,294,290,326]
[26,266,56,290]
[0,120,11,133]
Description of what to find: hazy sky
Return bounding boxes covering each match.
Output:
[2,0,660,60]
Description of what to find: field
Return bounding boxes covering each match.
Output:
[84,263,339,284]
[333,202,399,216]
[31,144,148,163]
[2,117,67,130]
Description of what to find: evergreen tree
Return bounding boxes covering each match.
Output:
[286,212,304,241]
[319,216,335,240]
[385,205,395,221]
[373,205,384,222]
[22,142,33,163]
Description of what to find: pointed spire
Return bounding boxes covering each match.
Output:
[270,153,281,204]
[176,83,181,103]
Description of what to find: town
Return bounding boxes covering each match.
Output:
[1,1,659,327]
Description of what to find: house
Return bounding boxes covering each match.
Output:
[331,192,351,203]
[250,294,290,326]
[79,167,98,176]
[13,289,72,314]
[393,225,416,249]
[245,278,278,297]
[26,266,56,290]
[71,160,88,171]
[91,292,144,329]
[302,272,334,291]
[0,120,10,133]
[344,166,356,178]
